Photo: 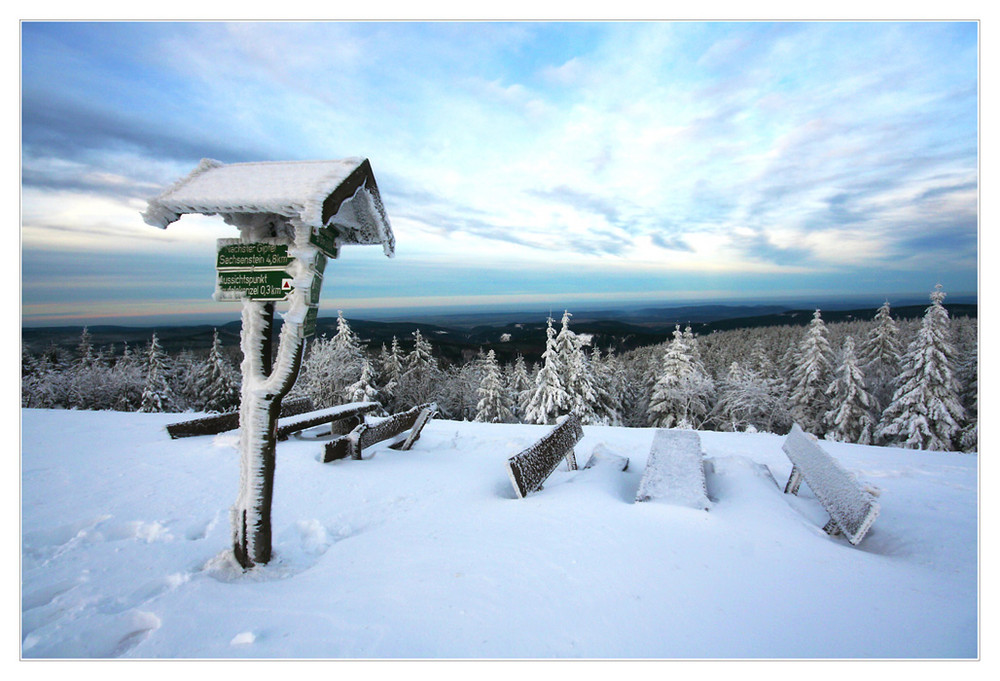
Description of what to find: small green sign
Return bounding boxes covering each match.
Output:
[311,251,328,277]
[217,240,293,270]
[308,276,323,306]
[309,226,340,259]
[303,306,319,337]
[216,270,293,301]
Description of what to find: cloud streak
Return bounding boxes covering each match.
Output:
[19,21,978,324]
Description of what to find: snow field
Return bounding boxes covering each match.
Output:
[21,409,977,658]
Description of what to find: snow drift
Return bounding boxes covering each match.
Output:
[21,409,977,658]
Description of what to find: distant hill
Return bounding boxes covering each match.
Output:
[21,301,977,365]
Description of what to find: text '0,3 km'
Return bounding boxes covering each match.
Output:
[216,269,293,301]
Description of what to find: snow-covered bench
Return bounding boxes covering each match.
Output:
[781,424,880,546]
[322,403,437,463]
[165,397,313,439]
[635,429,711,510]
[275,401,381,441]
[506,414,584,499]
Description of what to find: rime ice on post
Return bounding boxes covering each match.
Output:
[143,158,394,569]
[635,429,711,510]
[506,414,584,498]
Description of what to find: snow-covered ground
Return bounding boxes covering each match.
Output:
[20,408,977,659]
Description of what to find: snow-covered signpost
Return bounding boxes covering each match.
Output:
[143,158,394,568]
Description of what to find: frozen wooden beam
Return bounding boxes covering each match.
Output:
[274,401,381,441]
[166,397,314,439]
[506,414,584,499]
[322,403,436,463]
[781,424,880,546]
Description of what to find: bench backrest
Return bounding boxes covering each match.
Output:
[275,401,380,440]
[635,429,710,509]
[782,424,880,545]
[323,403,435,462]
[166,397,314,439]
[506,414,584,499]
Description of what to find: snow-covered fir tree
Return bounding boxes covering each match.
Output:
[958,338,978,452]
[377,336,405,410]
[788,309,835,434]
[876,285,965,450]
[824,336,876,444]
[77,327,95,368]
[395,329,441,410]
[860,301,903,414]
[711,361,790,433]
[647,325,714,429]
[522,317,573,425]
[507,355,533,419]
[553,311,600,423]
[139,332,174,413]
[589,347,623,426]
[195,328,240,413]
[299,312,369,408]
[475,350,514,423]
[344,357,380,405]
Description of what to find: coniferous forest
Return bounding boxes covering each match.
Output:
[22,287,977,453]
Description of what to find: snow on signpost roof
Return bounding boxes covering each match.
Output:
[141,158,394,256]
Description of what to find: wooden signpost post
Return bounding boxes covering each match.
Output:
[143,158,394,568]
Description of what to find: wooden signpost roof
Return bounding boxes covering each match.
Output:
[141,157,395,256]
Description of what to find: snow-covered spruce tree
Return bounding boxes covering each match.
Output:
[554,311,600,424]
[589,347,623,426]
[475,349,514,423]
[876,285,965,451]
[298,312,367,409]
[195,328,240,413]
[376,337,404,409]
[344,357,380,405]
[788,309,835,435]
[522,317,573,425]
[139,332,175,413]
[711,361,791,434]
[76,326,95,369]
[959,339,978,452]
[824,336,876,444]
[507,354,533,420]
[860,301,902,414]
[647,325,714,429]
[111,341,145,411]
[395,329,441,410]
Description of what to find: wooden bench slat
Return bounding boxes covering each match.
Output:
[635,429,710,510]
[505,414,584,499]
[322,403,436,463]
[275,402,381,441]
[781,424,880,546]
[166,397,314,439]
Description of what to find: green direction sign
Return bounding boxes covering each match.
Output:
[217,240,293,270]
[216,270,293,301]
[303,306,319,337]
[309,225,340,258]
[308,275,322,306]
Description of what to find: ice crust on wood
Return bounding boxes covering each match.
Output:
[274,402,380,441]
[323,403,436,463]
[166,397,314,439]
[506,414,585,499]
[781,424,880,545]
[635,429,711,510]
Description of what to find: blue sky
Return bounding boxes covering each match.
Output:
[20,21,979,326]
